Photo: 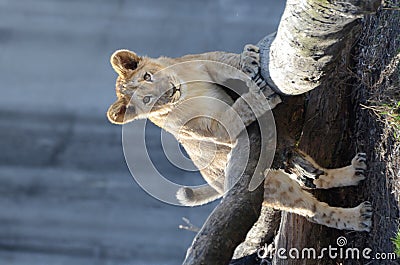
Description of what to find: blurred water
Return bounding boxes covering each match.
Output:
[0,0,285,264]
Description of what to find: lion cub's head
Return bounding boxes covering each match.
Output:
[107,50,182,124]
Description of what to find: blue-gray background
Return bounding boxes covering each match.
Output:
[0,1,285,264]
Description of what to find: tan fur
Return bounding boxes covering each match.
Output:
[107,47,372,232]
[108,51,245,144]
[107,47,272,196]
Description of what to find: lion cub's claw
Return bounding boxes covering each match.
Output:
[357,201,373,232]
[351,153,367,184]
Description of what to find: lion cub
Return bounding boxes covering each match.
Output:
[107,45,372,232]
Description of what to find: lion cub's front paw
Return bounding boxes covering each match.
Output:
[329,201,373,231]
[240,44,266,88]
[241,44,259,69]
[352,152,367,172]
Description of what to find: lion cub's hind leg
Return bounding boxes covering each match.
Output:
[291,152,367,189]
[263,170,372,231]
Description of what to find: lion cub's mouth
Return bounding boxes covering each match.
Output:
[170,82,181,102]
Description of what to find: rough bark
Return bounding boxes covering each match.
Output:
[232,208,281,260]
[182,1,395,264]
[341,8,400,264]
[267,0,381,95]
[270,3,400,265]
[273,58,354,265]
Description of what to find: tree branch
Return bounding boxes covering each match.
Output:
[233,207,281,260]
[261,0,381,95]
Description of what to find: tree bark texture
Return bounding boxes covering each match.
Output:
[271,3,400,265]
[267,0,381,95]
[182,0,399,264]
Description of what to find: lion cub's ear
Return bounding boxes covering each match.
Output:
[107,98,127,125]
[110,49,141,77]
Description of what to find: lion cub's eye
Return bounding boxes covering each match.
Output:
[143,95,152,104]
[143,72,152,82]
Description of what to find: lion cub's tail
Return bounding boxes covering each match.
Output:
[176,185,222,206]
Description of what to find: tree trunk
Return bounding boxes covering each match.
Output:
[272,3,400,265]
[184,1,400,264]
[273,29,360,265]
